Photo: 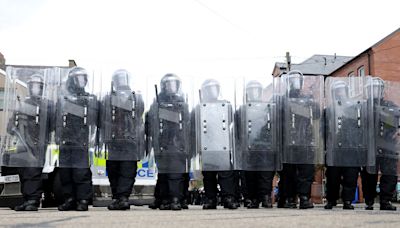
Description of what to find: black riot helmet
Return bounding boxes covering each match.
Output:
[246,80,263,102]
[27,74,44,98]
[67,67,88,92]
[201,79,220,102]
[331,80,349,101]
[112,69,132,91]
[160,73,181,95]
[287,70,304,91]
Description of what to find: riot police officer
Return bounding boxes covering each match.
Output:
[4,74,51,211]
[236,80,279,209]
[196,79,238,210]
[56,67,98,211]
[361,77,398,211]
[324,79,367,210]
[100,69,145,210]
[280,70,324,209]
[146,74,190,210]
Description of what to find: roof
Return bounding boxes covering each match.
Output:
[274,54,353,76]
[330,27,400,75]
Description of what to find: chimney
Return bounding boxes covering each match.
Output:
[286,52,291,71]
[68,59,77,67]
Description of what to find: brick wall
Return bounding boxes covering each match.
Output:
[331,52,370,77]
[331,30,400,80]
[372,31,400,81]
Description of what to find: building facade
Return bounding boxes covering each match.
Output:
[331,27,400,80]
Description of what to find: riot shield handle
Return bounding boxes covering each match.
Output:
[154,84,159,103]
[198,89,202,103]
[291,113,295,128]
[35,105,40,125]
[83,105,88,126]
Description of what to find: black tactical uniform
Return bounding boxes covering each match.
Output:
[197,79,237,210]
[236,80,277,209]
[280,71,323,209]
[56,67,98,211]
[5,74,51,211]
[361,77,398,211]
[146,74,190,210]
[325,80,365,210]
[100,69,145,210]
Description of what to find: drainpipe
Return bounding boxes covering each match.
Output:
[367,49,371,75]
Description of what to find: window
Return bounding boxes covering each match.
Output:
[358,66,365,76]
[348,71,355,77]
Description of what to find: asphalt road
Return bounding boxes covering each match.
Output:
[0,204,399,228]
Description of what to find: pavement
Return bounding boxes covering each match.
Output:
[0,204,399,228]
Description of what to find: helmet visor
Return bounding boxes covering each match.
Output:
[30,82,43,97]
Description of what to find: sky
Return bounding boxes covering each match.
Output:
[0,0,399,99]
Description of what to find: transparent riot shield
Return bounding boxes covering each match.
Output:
[281,73,324,165]
[368,79,400,175]
[146,74,191,173]
[236,76,281,171]
[194,77,236,171]
[1,67,52,167]
[99,69,145,161]
[325,77,374,167]
[54,67,99,168]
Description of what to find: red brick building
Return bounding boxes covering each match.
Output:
[330,27,400,80]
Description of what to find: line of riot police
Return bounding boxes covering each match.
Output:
[1,67,399,211]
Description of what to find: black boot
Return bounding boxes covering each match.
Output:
[202,199,217,210]
[108,197,130,210]
[76,200,89,211]
[246,199,259,209]
[365,200,374,210]
[277,197,286,208]
[261,195,272,208]
[380,200,397,211]
[107,199,120,210]
[149,198,161,209]
[159,200,171,210]
[324,201,337,210]
[58,198,76,211]
[234,200,241,208]
[244,198,252,208]
[14,200,40,211]
[181,199,189,210]
[223,197,238,210]
[170,197,182,211]
[284,197,297,209]
[343,201,354,210]
[119,196,130,210]
[299,196,314,209]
